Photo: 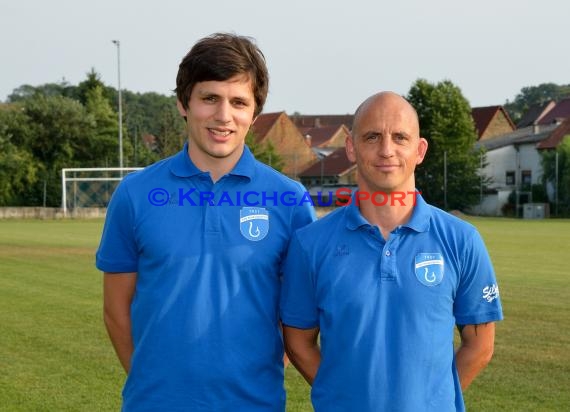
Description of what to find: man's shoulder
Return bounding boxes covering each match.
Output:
[251,161,305,192]
[120,155,176,187]
[426,203,479,237]
[295,206,346,238]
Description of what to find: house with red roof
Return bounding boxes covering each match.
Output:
[537,98,570,125]
[298,147,356,189]
[291,114,354,130]
[301,124,350,149]
[536,117,570,149]
[473,119,568,216]
[516,101,556,128]
[251,112,317,178]
[471,106,516,140]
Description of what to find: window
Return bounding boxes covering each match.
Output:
[522,170,532,185]
[506,171,515,186]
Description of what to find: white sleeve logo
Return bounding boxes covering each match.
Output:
[482,284,500,302]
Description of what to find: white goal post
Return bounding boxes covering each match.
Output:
[61,167,143,216]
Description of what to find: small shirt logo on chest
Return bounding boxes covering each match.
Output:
[240,207,269,241]
[334,244,350,256]
[414,253,444,286]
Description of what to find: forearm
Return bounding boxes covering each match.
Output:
[104,310,134,373]
[103,272,137,374]
[456,323,495,390]
[287,347,320,384]
[284,332,321,385]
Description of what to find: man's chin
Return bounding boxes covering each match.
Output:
[207,146,243,159]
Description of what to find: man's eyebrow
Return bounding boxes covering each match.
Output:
[394,131,411,138]
[195,89,252,102]
[231,95,253,102]
[361,130,381,137]
[196,89,218,96]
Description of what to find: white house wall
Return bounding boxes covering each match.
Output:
[484,143,543,189]
[473,143,544,216]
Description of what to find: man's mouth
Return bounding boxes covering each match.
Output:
[208,128,232,137]
[375,164,399,170]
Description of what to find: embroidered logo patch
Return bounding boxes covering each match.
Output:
[482,284,500,302]
[239,207,269,241]
[414,253,444,286]
[334,244,350,256]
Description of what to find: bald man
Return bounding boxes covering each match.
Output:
[280,92,503,411]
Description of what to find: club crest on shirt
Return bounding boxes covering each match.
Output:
[239,207,269,241]
[414,253,444,286]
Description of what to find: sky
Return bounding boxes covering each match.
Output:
[1,0,568,115]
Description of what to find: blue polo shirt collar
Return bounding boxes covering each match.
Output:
[345,193,372,230]
[169,142,255,180]
[401,193,431,233]
[345,191,431,233]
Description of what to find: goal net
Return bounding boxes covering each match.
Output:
[61,167,143,215]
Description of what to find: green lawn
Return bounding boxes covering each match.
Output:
[0,217,569,411]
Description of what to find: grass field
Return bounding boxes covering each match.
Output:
[0,217,569,411]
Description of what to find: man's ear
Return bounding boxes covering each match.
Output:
[176,100,187,117]
[416,137,429,165]
[345,135,356,163]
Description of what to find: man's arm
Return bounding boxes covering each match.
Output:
[103,272,137,373]
[455,322,495,390]
[283,325,321,385]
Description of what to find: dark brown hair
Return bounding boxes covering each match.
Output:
[175,33,269,117]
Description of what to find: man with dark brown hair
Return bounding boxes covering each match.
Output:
[97,33,314,411]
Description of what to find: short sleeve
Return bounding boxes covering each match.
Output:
[280,232,319,329]
[454,230,503,325]
[95,180,139,273]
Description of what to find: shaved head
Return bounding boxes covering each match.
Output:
[352,91,420,138]
[345,90,428,196]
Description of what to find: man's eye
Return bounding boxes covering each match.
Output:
[203,96,217,102]
[233,99,251,108]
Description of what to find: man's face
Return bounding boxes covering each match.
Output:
[177,74,256,171]
[346,93,428,194]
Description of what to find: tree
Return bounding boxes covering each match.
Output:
[246,131,284,172]
[123,92,184,159]
[0,105,38,205]
[504,83,570,124]
[75,68,116,106]
[7,80,75,103]
[83,85,120,166]
[541,138,570,216]
[17,94,98,206]
[407,79,486,211]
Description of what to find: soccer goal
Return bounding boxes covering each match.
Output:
[61,167,143,215]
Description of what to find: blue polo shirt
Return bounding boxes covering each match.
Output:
[96,144,315,412]
[280,194,503,412]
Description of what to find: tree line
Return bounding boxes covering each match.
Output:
[0,69,280,207]
[1,70,568,211]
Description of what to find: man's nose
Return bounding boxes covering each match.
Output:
[377,136,394,157]
[214,100,232,123]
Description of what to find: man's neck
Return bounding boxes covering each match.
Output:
[187,145,243,183]
[358,190,417,240]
